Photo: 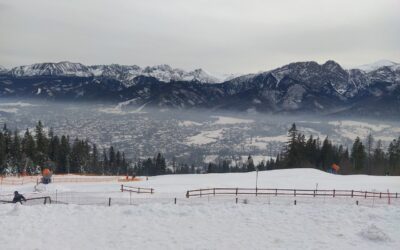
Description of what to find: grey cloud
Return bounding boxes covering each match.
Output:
[0,0,399,73]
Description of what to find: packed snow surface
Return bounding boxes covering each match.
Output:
[1,169,400,250]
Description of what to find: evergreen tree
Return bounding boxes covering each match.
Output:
[58,135,70,173]
[91,144,100,174]
[35,121,49,167]
[365,133,374,174]
[11,130,22,173]
[388,137,400,175]
[320,137,334,170]
[116,151,121,175]
[247,155,255,172]
[351,137,366,171]
[102,149,109,175]
[109,146,116,174]
[373,140,386,175]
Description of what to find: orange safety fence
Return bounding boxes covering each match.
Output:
[51,176,119,183]
[118,177,142,182]
[0,175,124,185]
[0,176,40,185]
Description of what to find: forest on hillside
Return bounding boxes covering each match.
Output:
[1,121,400,176]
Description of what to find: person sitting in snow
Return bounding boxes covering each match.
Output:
[12,191,27,204]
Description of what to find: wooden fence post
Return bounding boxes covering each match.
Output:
[313,190,316,197]
[186,191,189,198]
[351,190,353,198]
[108,197,111,207]
[365,191,367,199]
[138,187,141,194]
[151,188,153,194]
[200,189,202,197]
[379,192,382,199]
[256,187,258,197]
[174,198,177,204]
[213,188,215,196]
[294,189,296,197]
[236,188,238,196]
[275,189,277,196]
[333,189,335,197]
[236,197,238,204]
[121,184,123,192]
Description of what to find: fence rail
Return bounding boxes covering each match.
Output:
[0,196,52,205]
[120,184,154,194]
[185,188,399,199]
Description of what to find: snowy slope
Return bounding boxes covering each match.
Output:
[2,169,400,198]
[0,169,399,250]
[0,65,7,74]
[355,60,399,72]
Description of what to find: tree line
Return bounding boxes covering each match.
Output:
[0,121,128,175]
[204,123,400,175]
[270,123,400,175]
[1,121,399,176]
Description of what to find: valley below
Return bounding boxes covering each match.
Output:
[1,99,399,166]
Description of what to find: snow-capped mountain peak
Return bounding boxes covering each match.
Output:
[5,62,225,85]
[355,59,399,73]
[10,61,92,77]
[0,65,7,73]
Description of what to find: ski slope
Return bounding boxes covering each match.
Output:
[1,169,400,250]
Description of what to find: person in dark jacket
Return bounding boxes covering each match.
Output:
[12,191,27,204]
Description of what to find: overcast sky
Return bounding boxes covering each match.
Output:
[0,0,399,73]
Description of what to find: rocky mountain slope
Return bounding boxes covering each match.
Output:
[7,62,222,85]
[0,60,399,116]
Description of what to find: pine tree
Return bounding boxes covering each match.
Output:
[35,121,49,167]
[247,155,255,172]
[121,152,127,175]
[11,130,22,173]
[320,137,334,170]
[373,140,386,175]
[116,151,121,175]
[388,137,400,175]
[58,135,70,173]
[109,146,116,174]
[91,144,99,174]
[365,133,374,175]
[102,148,109,175]
[351,137,366,171]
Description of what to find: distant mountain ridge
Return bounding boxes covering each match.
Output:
[1,60,399,117]
[7,61,224,85]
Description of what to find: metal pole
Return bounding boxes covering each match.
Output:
[255,169,259,190]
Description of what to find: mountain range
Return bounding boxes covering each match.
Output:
[0,60,399,117]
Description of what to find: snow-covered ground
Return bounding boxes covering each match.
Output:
[1,169,400,250]
[185,128,225,145]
